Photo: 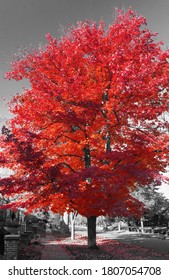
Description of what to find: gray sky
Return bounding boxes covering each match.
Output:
[0,0,169,197]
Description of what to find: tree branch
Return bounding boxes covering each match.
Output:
[57,162,76,173]
[63,135,80,144]
[56,153,83,159]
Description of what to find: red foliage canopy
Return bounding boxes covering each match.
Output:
[0,9,169,218]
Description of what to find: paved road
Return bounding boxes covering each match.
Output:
[99,232,169,253]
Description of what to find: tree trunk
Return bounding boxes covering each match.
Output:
[83,146,98,248]
[71,219,75,240]
[118,221,121,231]
[87,216,97,249]
[60,212,70,234]
[63,212,69,225]
[140,217,144,234]
[102,216,108,231]
[70,212,77,240]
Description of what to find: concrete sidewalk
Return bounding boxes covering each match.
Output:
[40,237,74,260]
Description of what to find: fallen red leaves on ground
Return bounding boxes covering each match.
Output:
[18,233,169,260]
[18,241,43,260]
[58,235,169,260]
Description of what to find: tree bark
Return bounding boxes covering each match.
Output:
[140,217,144,234]
[118,221,121,231]
[87,216,97,249]
[70,212,77,240]
[63,212,69,225]
[60,212,70,234]
[83,146,97,248]
[71,218,75,240]
[83,146,91,168]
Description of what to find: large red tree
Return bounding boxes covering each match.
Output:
[0,9,169,248]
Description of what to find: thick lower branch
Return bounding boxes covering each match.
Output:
[83,147,91,168]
